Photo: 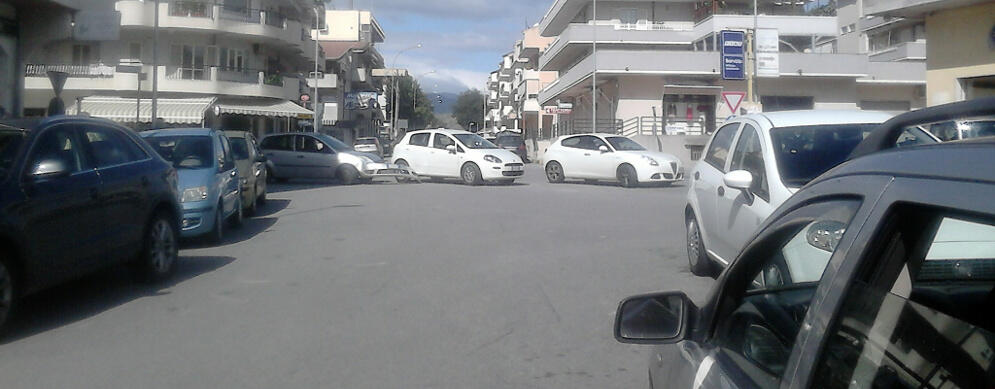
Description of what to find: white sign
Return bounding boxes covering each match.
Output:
[557,102,573,110]
[74,11,121,41]
[544,106,572,115]
[756,28,780,78]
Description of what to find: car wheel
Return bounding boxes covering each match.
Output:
[209,202,224,244]
[257,190,267,206]
[686,212,713,277]
[338,165,360,185]
[246,190,258,217]
[461,162,483,186]
[229,198,243,228]
[545,161,565,183]
[0,257,17,334]
[133,212,178,282]
[618,164,639,188]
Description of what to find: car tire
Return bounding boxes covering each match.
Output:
[257,190,267,206]
[461,162,483,186]
[229,198,243,228]
[617,164,639,188]
[545,161,565,183]
[245,191,258,217]
[338,165,360,185]
[132,212,179,283]
[0,256,17,335]
[209,202,224,244]
[686,211,713,277]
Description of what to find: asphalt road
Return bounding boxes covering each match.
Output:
[0,165,714,388]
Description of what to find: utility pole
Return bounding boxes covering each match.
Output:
[313,6,321,132]
[151,0,160,125]
[591,0,597,133]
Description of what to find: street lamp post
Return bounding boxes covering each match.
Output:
[151,0,160,126]
[313,6,321,132]
[591,0,597,133]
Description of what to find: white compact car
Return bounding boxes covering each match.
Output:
[685,110,939,277]
[391,129,525,185]
[542,133,683,187]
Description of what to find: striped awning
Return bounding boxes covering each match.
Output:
[67,97,216,124]
[216,100,313,119]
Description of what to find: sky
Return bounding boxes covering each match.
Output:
[326,0,553,94]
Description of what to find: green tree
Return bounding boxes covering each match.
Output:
[451,89,485,131]
[392,75,435,130]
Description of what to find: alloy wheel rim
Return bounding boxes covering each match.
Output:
[687,220,700,263]
[0,263,11,322]
[547,164,561,181]
[463,166,474,182]
[150,219,176,273]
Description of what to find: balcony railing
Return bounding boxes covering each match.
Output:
[693,1,836,23]
[26,64,116,78]
[217,67,257,83]
[165,1,299,27]
[219,6,261,23]
[169,1,213,18]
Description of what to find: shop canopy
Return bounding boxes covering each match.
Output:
[67,97,216,124]
[215,100,313,119]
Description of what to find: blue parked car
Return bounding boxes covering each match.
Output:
[141,128,241,242]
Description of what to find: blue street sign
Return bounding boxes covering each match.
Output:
[720,30,746,80]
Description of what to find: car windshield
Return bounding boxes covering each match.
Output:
[144,135,213,169]
[228,137,250,160]
[495,136,522,147]
[0,130,25,176]
[605,136,646,151]
[770,124,879,187]
[454,134,499,149]
[355,138,377,145]
[315,134,352,152]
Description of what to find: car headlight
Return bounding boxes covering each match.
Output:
[483,155,502,163]
[641,155,659,166]
[181,186,208,202]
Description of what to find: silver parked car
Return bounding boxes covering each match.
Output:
[223,130,267,216]
[259,132,414,185]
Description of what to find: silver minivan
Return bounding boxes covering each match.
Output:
[259,132,412,185]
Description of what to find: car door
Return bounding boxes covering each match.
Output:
[217,134,239,216]
[586,136,621,179]
[16,124,105,281]
[667,198,864,389]
[405,132,432,175]
[428,133,460,177]
[557,135,591,178]
[80,123,153,260]
[260,134,297,178]
[297,134,337,178]
[712,122,776,262]
[692,121,741,265]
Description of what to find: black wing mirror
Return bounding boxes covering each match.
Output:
[615,291,695,344]
[30,159,71,180]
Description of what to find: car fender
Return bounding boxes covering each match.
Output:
[684,179,713,252]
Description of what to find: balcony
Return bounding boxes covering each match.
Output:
[117,1,313,50]
[868,41,926,62]
[693,15,837,37]
[540,23,695,71]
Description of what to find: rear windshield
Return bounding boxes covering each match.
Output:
[770,124,878,187]
[229,138,250,160]
[144,135,214,169]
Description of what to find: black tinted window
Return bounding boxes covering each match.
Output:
[561,136,582,149]
[260,135,292,151]
[229,137,251,160]
[705,123,738,171]
[729,124,769,201]
[769,124,877,187]
[29,126,86,174]
[409,133,430,147]
[83,126,145,167]
[297,136,329,153]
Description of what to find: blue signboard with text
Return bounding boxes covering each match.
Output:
[720,30,746,80]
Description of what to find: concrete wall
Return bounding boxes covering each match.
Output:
[322,10,361,41]
[923,2,995,105]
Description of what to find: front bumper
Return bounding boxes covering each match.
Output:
[635,164,685,182]
[481,162,526,180]
[361,162,420,180]
[179,202,217,238]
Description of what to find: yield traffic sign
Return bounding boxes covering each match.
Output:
[722,92,746,114]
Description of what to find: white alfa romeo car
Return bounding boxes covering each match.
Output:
[542,133,683,187]
[391,129,525,185]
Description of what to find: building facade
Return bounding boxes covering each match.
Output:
[485,26,558,138]
[535,0,928,138]
[20,0,320,137]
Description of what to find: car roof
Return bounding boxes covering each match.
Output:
[260,132,324,138]
[817,140,995,186]
[738,110,895,129]
[221,130,252,138]
[409,128,472,135]
[141,128,217,137]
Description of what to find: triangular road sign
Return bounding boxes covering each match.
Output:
[722,92,746,114]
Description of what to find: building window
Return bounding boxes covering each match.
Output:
[72,44,96,65]
[618,8,639,25]
[129,42,142,61]
[220,48,246,71]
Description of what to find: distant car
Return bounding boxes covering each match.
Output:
[615,97,995,389]
[927,119,995,141]
[223,131,267,216]
[684,110,938,277]
[391,129,525,185]
[141,128,242,243]
[259,132,413,185]
[0,116,182,332]
[494,134,528,162]
[542,134,683,187]
[353,137,383,158]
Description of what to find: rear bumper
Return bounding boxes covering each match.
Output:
[361,163,420,180]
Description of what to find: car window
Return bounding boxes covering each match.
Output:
[28,126,87,174]
[561,136,582,149]
[729,124,770,202]
[715,199,862,387]
[573,135,608,151]
[769,124,879,187]
[297,135,329,153]
[813,207,995,388]
[409,133,430,147]
[82,125,145,168]
[705,122,739,171]
[220,136,235,170]
[260,135,292,151]
[229,137,251,160]
[433,133,455,149]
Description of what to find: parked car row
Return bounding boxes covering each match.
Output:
[615,98,995,388]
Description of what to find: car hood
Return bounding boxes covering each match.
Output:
[177,167,217,190]
[617,150,680,164]
[341,150,383,163]
[469,148,522,163]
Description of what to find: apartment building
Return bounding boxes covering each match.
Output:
[312,9,388,143]
[21,0,321,136]
[485,26,557,137]
[535,0,928,137]
[865,0,994,105]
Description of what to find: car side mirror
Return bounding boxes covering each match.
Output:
[615,291,695,344]
[30,159,71,180]
[445,144,456,154]
[724,170,755,203]
[598,145,610,153]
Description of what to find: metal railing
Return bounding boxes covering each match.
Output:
[217,67,257,83]
[621,116,707,137]
[169,1,213,18]
[25,64,116,78]
[219,6,261,23]
[262,71,283,87]
[164,66,210,80]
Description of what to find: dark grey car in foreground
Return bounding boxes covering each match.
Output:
[615,97,995,388]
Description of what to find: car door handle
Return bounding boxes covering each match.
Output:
[717,186,725,196]
[583,153,591,156]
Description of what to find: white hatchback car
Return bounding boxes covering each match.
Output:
[685,110,938,276]
[391,129,525,185]
[542,133,683,187]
